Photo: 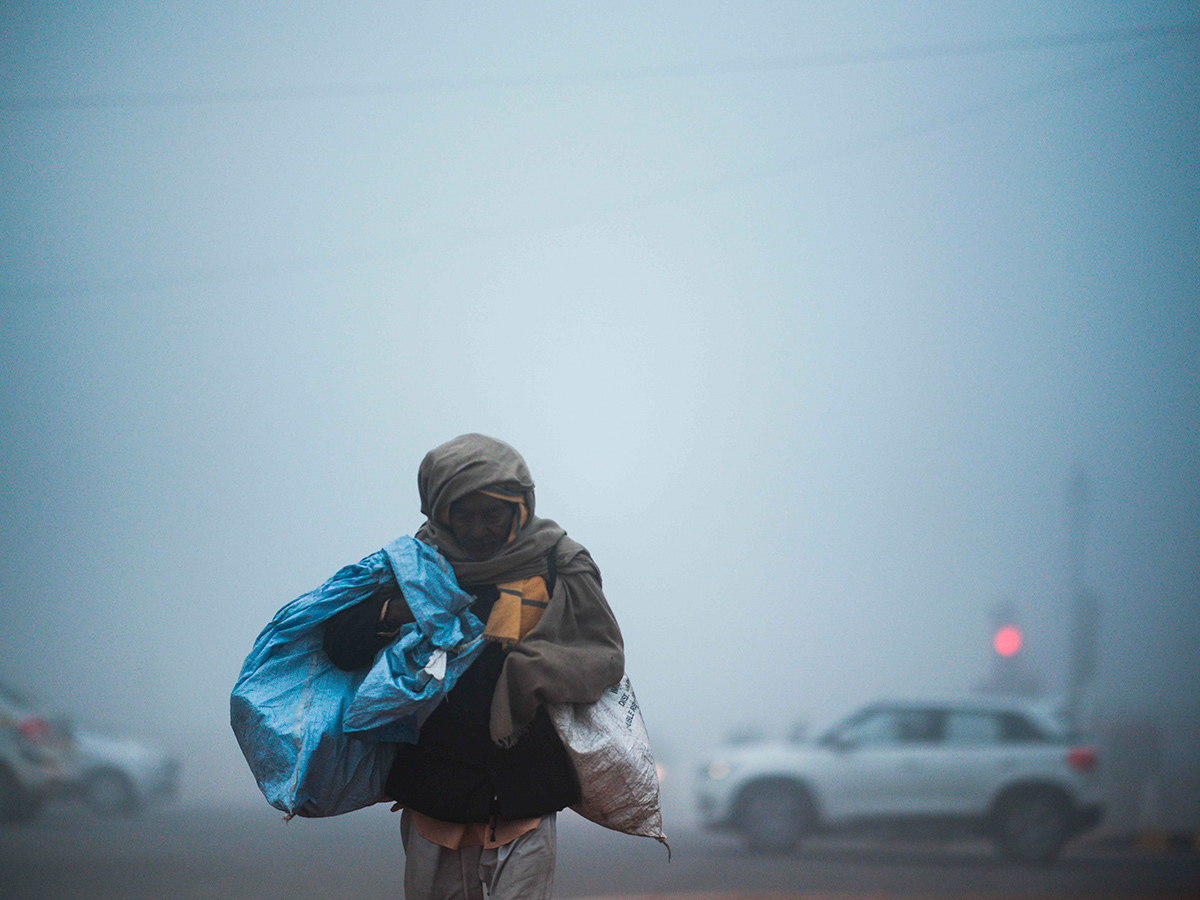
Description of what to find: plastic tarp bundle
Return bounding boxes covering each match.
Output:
[230,536,484,818]
[549,674,669,852]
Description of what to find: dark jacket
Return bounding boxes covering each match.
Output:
[322,581,580,824]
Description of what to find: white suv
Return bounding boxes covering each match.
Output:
[696,697,1104,862]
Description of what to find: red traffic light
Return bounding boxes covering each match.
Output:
[993,624,1023,657]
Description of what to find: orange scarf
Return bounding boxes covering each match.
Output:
[482,575,549,648]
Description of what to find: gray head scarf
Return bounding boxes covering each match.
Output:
[415,433,563,584]
[414,433,625,745]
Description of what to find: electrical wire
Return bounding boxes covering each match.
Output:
[0,22,1196,112]
[638,36,1197,203]
[1,35,1194,299]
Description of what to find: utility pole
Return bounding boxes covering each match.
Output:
[1065,466,1099,735]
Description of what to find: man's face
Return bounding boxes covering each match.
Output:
[447,492,517,561]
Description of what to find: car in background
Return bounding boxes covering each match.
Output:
[696,696,1104,863]
[65,723,181,816]
[0,683,74,821]
[0,682,179,820]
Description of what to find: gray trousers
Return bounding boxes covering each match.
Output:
[399,811,557,900]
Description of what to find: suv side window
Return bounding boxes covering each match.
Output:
[835,708,942,747]
[944,711,1001,745]
[1000,712,1049,743]
[895,709,942,744]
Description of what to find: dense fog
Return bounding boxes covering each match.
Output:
[1,1,1197,817]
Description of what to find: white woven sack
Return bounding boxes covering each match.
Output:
[548,674,668,850]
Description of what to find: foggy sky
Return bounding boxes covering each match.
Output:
[2,2,1197,807]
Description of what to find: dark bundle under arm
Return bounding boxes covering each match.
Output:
[322,582,405,672]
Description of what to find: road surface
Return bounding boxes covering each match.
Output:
[1,804,1197,899]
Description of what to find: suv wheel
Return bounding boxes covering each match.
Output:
[85,770,138,817]
[995,790,1070,863]
[0,766,42,823]
[739,782,813,854]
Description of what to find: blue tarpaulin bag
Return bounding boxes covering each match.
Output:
[230,536,484,817]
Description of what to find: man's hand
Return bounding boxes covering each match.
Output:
[378,591,415,633]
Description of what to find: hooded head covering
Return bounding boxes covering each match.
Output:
[415,433,562,585]
[414,433,624,745]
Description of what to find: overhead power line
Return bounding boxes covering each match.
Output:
[5,34,1190,301]
[1,21,1197,111]
[649,35,1195,201]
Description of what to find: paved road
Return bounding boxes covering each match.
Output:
[1,804,1197,899]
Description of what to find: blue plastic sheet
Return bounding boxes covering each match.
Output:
[230,536,484,817]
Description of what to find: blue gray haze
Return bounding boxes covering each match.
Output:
[1,2,1197,809]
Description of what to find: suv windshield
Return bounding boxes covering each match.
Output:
[823,706,942,748]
